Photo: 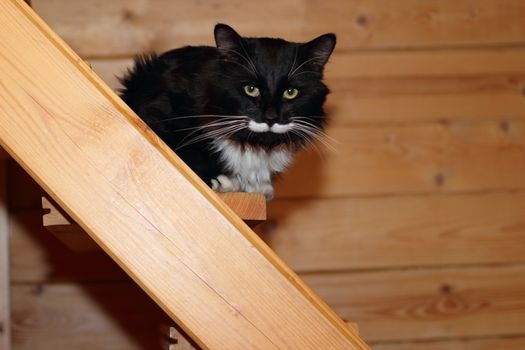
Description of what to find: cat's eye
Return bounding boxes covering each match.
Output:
[283,87,299,100]
[244,84,260,97]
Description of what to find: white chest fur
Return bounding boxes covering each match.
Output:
[212,139,294,198]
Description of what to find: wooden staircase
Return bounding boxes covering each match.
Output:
[42,194,359,349]
[0,0,370,348]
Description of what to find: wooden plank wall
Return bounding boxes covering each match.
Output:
[8,0,525,349]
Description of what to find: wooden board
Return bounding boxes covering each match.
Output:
[274,122,525,197]
[0,1,366,349]
[0,160,10,350]
[10,211,129,283]
[11,283,170,350]
[90,52,525,125]
[91,47,525,83]
[11,190,525,281]
[41,193,266,252]
[260,191,525,271]
[32,0,525,57]
[372,336,525,350]
[12,265,525,347]
[11,283,358,350]
[303,265,525,342]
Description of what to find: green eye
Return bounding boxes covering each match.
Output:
[244,84,260,97]
[283,87,299,100]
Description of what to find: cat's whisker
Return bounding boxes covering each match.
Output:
[296,125,337,150]
[220,58,257,77]
[290,117,338,144]
[290,129,324,158]
[287,46,299,77]
[172,119,244,133]
[166,117,246,149]
[174,124,246,150]
[293,115,326,119]
[151,114,248,124]
[218,47,258,75]
[288,55,326,78]
[291,122,337,152]
[291,70,321,77]
[237,40,259,75]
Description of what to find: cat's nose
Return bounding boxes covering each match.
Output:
[266,113,279,122]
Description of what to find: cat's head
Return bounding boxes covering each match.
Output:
[207,24,336,150]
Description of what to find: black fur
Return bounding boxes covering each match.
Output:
[119,24,335,188]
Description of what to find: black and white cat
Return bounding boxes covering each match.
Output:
[119,24,335,199]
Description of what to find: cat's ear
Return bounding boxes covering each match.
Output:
[214,23,243,51]
[302,33,336,66]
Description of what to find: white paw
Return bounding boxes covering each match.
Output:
[245,181,274,200]
[211,174,241,192]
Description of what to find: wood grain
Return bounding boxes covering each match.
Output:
[11,283,170,350]
[41,193,265,252]
[274,122,525,197]
[260,191,525,271]
[0,160,11,350]
[0,1,366,349]
[13,191,525,281]
[32,0,525,57]
[304,265,525,342]
[12,266,525,347]
[372,336,525,350]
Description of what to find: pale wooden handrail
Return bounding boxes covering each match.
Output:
[42,194,266,252]
[0,1,370,348]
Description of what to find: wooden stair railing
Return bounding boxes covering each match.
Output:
[42,193,266,252]
[0,0,370,348]
[42,194,359,348]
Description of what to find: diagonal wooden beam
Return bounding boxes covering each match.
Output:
[0,1,370,348]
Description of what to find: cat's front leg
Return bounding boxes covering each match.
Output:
[243,180,274,200]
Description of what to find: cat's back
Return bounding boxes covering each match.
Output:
[119,46,218,110]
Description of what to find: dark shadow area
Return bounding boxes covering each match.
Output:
[8,160,180,349]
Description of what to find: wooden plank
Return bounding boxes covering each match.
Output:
[41,193,265,252]
[326,75,525,125]
[91,52,525,125]
[13,266,525,348]
[13,191,525,281]
[303,265,525,342]
[90,47,525,86]
[11,283,170,350]
[0,159,10,350]
[260,191,525,271]
[372,336,525,350]
[32,0,525,57]
[274,122,525,197]
[216,192,266,221]
[0,1,366,349]
[10,211,128,283]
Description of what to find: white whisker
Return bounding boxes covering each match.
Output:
[174,123,246,150]
[218,47,258,75]
[151,114,248,124]
[288,55,326,78]
[287,46,299,77]
[172,119,243,133]
[220,58,257,77]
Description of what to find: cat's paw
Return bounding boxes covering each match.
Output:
[211,175,241,192]
[245,182,274,200]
